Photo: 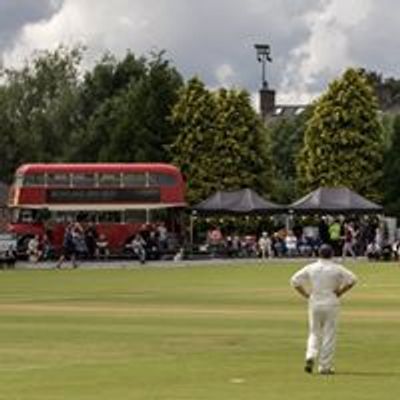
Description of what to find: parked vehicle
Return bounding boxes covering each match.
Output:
[0,233,17,268]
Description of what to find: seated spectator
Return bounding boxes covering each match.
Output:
[130,234,147,264]
[27,235,42,262]
[207,226,224,257]
[42,233,55,260]
[392,240,400,261]
[365,241,381,261]
[95,234,110,259]
[272,232,285,257]
[298,235,313,257]
[146,231,160,260]
[173,247,185,261]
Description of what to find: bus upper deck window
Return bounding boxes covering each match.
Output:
[23,173,45,186]
[47,173,70,186]
[72,173,96,187]
[148,173,177,187]
[123,173,146,186]
[99,173,121,187]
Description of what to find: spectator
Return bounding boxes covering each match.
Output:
[258,232,272,259]
[56,223,78,269]
[365,241,381,261]
[157,223,168,252]
[285,230,298,257]
[96,233,110,259]
[207,226,223,257]
[27,235,42,262]
[130,234,147,264]
[84,222,98,259]
[329,219,342,256]
[342,222,356,260]
[42,233,54,260]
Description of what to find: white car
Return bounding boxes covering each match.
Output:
[0,233,17,267]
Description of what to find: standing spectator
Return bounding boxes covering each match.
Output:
[329,219,342,256]
[290,244,357,375]
[84,222,98,259]
[258,232,272,259]
[285,230,298,257]
[56,223,78,269]
[318,217,330,244]
[157,222,168,252]
[342,222,356,260]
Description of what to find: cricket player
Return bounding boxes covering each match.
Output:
[290,244,357,375]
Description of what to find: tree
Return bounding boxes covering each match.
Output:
[364,70,400,111]
[170,77,272,204]
[297,68,384,200]
[70,51,182,162]
[0,46,82,182]
[267,108,311,203]
[383,115,400,217]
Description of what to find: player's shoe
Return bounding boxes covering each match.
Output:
[304,358,314,374]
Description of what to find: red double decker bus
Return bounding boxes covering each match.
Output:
[8,163,186,257]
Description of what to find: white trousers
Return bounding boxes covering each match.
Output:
[306,304,339,370]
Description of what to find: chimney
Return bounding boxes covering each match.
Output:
[259,87,276,119]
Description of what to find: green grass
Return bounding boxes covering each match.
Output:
[0,261,399,399]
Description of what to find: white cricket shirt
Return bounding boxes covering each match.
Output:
[290,259,357,306]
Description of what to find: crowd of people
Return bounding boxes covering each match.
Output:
[25,221,173,267]
[204,217,400,261]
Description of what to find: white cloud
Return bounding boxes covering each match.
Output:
[279,0,373,103]
[215,64,236,87]
[3,0,400,105]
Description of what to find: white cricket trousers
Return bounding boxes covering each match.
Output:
[306,304,339,370]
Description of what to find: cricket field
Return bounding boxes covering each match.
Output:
[0,260,398,399]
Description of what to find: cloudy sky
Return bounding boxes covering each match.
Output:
[0,0,399,104]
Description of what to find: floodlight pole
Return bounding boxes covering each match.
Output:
[254,44,272,89]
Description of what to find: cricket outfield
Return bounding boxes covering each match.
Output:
[0,260,398,399]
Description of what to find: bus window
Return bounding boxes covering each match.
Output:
[99,173,121,187]
[23,173,45,186]
[123,173,146,187]
[124,210,147,223]
[98,212,122,223]
[47,173,70,186]
[72,173,96,187]
[19,209,34,223]
[148,173,177,187]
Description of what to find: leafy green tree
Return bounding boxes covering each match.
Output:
[383,115,400,216]
[170,77,272,204]
[71,51,182,162]
[169,77,219,203]
[297,68,384,200]
[0,46,82,182]
[267,109,311,203]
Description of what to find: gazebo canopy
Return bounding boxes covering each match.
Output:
[289,187,382,214]
[192,188,283,214]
